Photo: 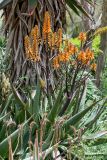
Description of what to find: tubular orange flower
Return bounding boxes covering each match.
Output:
[61,47,71,62]
[33,25,40,42]
[71,46,78,54]
[68,43,74,55]
[43,11,51,43]
[65,42,78,56]
[30,25,40,59]
[77,51,86,64]
[91,63,97,71]
[64,52,70,62]
[43,11,51,33]
[24,35,30,58]
[78,32,87,42]
[85,48,94,62]
[28,46,34,60]
[58,52,64,62]
[24,28,40,62]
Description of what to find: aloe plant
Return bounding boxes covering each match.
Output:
[0,0,93,84]
[0,74,106,159]
[0,2,106,159]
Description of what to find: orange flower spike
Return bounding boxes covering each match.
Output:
[78,32,87,42]
[91,63,97,71]
[65,52,70,61]
[68,43,73,50]
[62,45,71,62]
[34,25,39,36]
[30,25,39,55]
[72,46,78,54]
[47,12,51,33]
[24,35,30,58]
[34,25,39,42]
[68,43,74,54]
[28,47,34,59]
[43,11,51,33]
[58,52,64,62]
[43,11,51,43]
[85,48,94,61]
[85,48,91,61]
[77,51,86,63]
[62,51,70,62]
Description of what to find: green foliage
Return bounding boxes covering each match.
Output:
[0,26,106,160]
[0,36,7,73]
[100,63,107,95]
[92,36,101,57]
[0,1,106,159]
[0,74,106,159]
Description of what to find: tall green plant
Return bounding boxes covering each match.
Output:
[0,11,106,159]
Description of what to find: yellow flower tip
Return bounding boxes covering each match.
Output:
[78,32,87,42]
[91,63,97,71]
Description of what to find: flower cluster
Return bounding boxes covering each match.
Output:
[77,48,94,64]
[53,42,78,69]
[24,25,40,62]
[78,32,87,42]
[42,11,51,44]
[53,36,96,71]
[24,11,63,61]
[24,11,97,72]
[42,12,63,49]
[91,63,97,71]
